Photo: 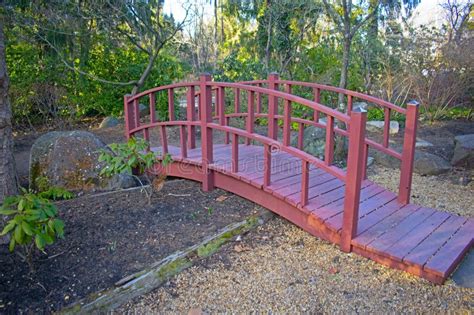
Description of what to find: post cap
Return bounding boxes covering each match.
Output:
[352,103,367,113]
[407,100,420,107]
[268,72,279,79]
[200,73,212,81]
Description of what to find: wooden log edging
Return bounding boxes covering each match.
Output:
[59,211,274,314]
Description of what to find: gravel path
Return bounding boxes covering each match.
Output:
[120,166,473,313]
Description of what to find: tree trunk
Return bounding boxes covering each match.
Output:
[338,35,351,106]
[0,19,19,244]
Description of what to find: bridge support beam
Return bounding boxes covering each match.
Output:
[200,73,214,191]
[341,106,367,252]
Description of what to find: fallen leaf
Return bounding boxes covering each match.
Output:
[328,267,339,274]
[234,244,251,252]
[216,195,228,202]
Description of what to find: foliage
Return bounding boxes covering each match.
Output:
[99,137,172,203]
[0,187,70,271]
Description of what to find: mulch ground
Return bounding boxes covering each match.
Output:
[0,179,263,313]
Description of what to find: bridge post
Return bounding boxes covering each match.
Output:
[268,73,279,140]
[341,106,367,253]
[398,100,419,204]
[124,94,134,139]
[200,73,214,191]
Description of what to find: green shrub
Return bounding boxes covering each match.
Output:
[99,137,172,203]
[0,187,71,272]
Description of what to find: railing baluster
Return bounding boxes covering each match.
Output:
[398,101,419,204]
[234,88,240,113]
[149,93,156,123]
[263,143,271,187]
[200,73,214,191]
[218,87,225,125]
[298,122,304,150]
[325,116,334,165]
[313,87,320,122]
[232,133,239,173]
[383,107,391,148]
[160,125,168,155]
[341,106,367,253]
[168,88,175,121]
[283,84,292,146]
[361,143,369,180]
[347,95,353,114]
[268,73,279,140]
[225,117,230,145]
[256,83,262,113]
[124,94,134,139]
[180,125,187,158]
[133,98,140,129]
[246,91,255,145]
[301,160,309,206]
[186,86,196,149]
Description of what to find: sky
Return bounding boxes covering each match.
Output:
[163,0,453,28]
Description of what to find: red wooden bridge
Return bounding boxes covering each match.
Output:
[124,73,472,284]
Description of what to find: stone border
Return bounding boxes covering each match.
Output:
[59,211,274,314]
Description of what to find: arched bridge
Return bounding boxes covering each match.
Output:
[124,73,472,284]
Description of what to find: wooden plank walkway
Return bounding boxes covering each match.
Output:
[154,144,473,284]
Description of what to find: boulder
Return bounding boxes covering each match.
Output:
[451,134,474,169]
[374,148,450,175]
[290,125,326,159]
[366,120,399,135]
[415,138,434,148]
[98,116,120,129]
[139,103,149,117]
[30,131,136,191]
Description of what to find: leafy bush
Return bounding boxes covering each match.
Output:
[99,137,172,203]
[0,188,71,272]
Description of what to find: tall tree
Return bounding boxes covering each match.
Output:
[322,0,378,105]
[0,17,18,243]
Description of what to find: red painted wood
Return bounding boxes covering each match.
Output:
[256,83,262,113]
[246,91,255,145]
[159,125,168,155]
[424,219,474,277]
[263,143,271,187]
[297,123,304,150]
[353,204,421,248]
[398,101,419,204]
[383,107,391,147]
[124,94,134,139]
[149,93,156,123]
[225,117,230,144]
[341,109,367,252]
[347,95,353,115]
[180,125,187,158]
[361,144,369,179]
[268,73,279,140]
[313,87,320,122]
[356,199,404,235]
[403,215,466,267]
[324,116,334,166]
[283,84,292,146]
[168,88,175,121]
[365,207,436,254]
[186,87,196,149]
[382,211,451,262]
[234,88,240,113]
[200,74,214,191]
[301,160,309,206]
[133,98,140,129]
[232,134,239,173]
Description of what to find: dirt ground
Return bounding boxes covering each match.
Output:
[0,180,263,313]
[120,164,473,314]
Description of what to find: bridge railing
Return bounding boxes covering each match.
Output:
[123,73,418,253]
[195,74,418,205]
